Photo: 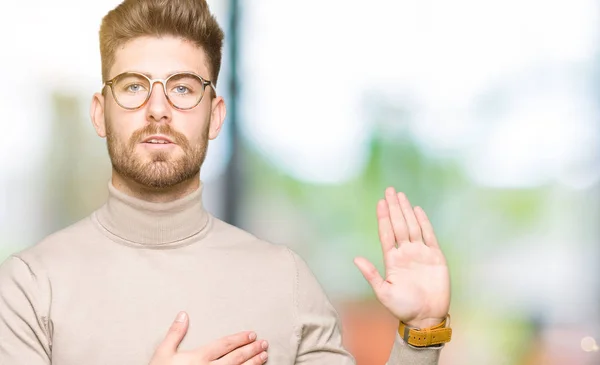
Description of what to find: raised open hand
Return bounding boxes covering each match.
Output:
[354,187,450,328]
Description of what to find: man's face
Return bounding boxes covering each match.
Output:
[92,36,224,189]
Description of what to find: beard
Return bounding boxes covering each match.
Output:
[106,121,209,189]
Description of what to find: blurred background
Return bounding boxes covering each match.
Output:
[1,0,599,364]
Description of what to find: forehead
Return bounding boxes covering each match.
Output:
[109,36,210,80]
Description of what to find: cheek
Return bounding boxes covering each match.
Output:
[107,110,146,140]
[173,111,210,140]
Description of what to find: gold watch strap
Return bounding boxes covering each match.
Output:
[398,315,452,347]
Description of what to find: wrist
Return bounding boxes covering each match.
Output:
[398,314,452,347]
[403,317,446,329]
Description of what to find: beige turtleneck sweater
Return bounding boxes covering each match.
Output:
[0,182,442,364]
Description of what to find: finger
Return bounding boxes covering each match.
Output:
[353,257,385,294]
[154,311,189,357]
[414,206,439,248]
[240,351,268,365]
[397,192,423,243]
[376,199,396,252]
[199,331,258,361]
[213,339,268,365]
[385,187,409,245]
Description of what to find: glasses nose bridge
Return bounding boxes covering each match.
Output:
[148,78,170,101]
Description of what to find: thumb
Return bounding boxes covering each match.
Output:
[354,257,385,295]
[154,311,189,357]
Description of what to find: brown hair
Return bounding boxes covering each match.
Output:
[99,0,224,85]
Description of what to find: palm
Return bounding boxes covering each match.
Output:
[354,188,450,327]
[379,241,449,323]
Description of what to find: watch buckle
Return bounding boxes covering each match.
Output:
[402,326,412,343]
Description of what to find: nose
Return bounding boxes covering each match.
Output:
[146,81,172,123]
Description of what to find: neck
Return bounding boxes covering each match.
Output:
[95,177,211,247]
[111,169,200,203]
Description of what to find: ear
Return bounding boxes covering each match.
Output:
[208,95,226,140]
[90,92,107,138]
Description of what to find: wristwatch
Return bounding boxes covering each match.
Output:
[398,315,452,347]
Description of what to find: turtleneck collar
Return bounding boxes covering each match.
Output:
[94,181,211,248]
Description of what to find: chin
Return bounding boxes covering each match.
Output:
[139,178,181,190]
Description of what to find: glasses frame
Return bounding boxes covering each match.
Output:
[103,71,214,111]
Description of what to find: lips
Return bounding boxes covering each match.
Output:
[141,135,174,144]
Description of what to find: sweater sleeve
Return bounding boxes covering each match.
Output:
[0,256,52,365]
[289,248,356,364]
[288,248,442,365]
[387,333,442,364]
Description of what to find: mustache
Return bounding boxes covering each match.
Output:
[129,124,190,150]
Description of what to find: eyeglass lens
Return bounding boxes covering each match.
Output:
[111,73,205,109]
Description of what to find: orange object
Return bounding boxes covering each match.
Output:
[339,299,398,365]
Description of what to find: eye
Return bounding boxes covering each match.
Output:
[126,84,145,93]
[173,85,190,94]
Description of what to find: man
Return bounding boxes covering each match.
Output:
[0,0,451,364]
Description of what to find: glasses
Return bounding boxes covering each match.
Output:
[103,72,214,110]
